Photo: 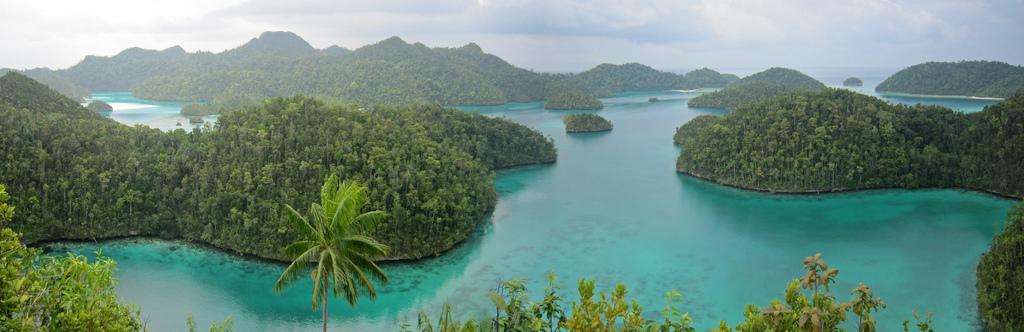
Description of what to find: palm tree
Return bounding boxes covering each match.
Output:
[274,175,390,332]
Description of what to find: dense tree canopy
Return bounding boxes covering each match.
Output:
[676,88,1024,198]
[876,61,1024,98]
[977,201,1024,332]
[0,72,556,260]
[544,91,604,110]
[688,67,826,109]
[563,114,612,133]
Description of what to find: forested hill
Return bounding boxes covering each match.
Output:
[19,31,736,106]
[0,68,90,101]
[0,72,556,260]
[676,88,1024,198]
[547,63,738,97]
[0,72,92,115]
[876,61,1024,98]
[687,67,826,109]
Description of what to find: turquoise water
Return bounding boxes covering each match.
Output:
[56,89,1015,331]
[84,92,218,131]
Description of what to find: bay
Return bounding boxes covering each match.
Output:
[56,86,1014,331]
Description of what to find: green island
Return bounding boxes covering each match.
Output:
[842,77,863,87]
[876,60,1024,98]
[17,32,737,107]
[0,72,556,260]
[86,99,113,112]
[676,88,1024,197]
[687,67,826,109]
[563,113,612,133]
[544,91,604,110]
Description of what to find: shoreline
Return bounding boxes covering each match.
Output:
[875,91,1006,101]
[676,168,1022,201]
[33,158,559,266]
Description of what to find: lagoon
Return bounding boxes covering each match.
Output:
[57,80,1013,331]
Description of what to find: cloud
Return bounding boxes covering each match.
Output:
[0,0,1021,71]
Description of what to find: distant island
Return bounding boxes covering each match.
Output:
[187,115,204,124]
[563,113,612,133]
[842,77,863,87]
[876,60,1024,98]
[8,31,738,107]
[649,97,660,102]
[687,67,826,109]
[676,88,1024,198]
[544,91,604,110]
[86,100,113,113]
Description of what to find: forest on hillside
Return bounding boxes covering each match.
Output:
[676,88,1024,198]
[8,32,737,107]
[876,61,1024,98]
[0,72,556,260]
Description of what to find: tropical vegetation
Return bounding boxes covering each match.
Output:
[412,254,938,332]
[876,61,1024,98]
[0,71,556,260]
[676,88,1024,198]
[976,201,1024,331]
[274,176,390,332]
[563,113,612,133]
[688,67,826,109]
[0,184,143,331]
[545,91,603,110]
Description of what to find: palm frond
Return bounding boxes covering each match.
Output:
[273,246,319,293]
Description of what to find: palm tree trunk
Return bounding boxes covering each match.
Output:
[322,281,329,332]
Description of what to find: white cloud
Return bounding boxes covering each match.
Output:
[0,0,1020,71]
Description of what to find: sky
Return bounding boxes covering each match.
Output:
[1,0,1022,72]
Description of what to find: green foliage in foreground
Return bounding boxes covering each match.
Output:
[1,185,142,331]
[86,100,113,112]
[275,176,390,332]
[843,77,863,87]
[688,67,826,110]
[676,88,1024,198]
[876,61,1024,98]
[414,254,936,332]
[0,72,556,260]
[545,91,603,110]
[563,114,612,133]
[977,201,1024,331]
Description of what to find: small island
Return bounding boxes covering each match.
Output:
[544,91,604,110]
[649,97,660,102]
[188,116,204,124]
[181,103,218,117]
[563,113,612,133]
[86,100,113,113]
[842,77,863,87]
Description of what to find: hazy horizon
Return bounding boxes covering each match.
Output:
[2,0,1022,72]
